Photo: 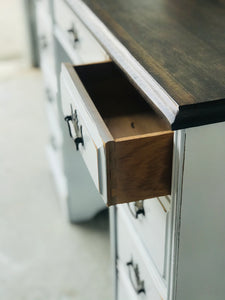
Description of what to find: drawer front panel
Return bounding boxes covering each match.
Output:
[45,86,58,118]
[117,207,166,299]
[36,1,57,90]
[46,99,63,149]
[117,261,163,300]
[61,76,100,190]
[54,0,109,64]
[76,109,100,189]
[117,260,141,300]
[120,197,170,276]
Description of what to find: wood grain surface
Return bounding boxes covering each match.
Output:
[106,131,173,206]
[75,61,171,137]
[79,0,225,129]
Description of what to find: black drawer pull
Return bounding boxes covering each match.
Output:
[39,35,48,49]
[64,115,73,137]
[74,128,84,151]
[126,259,145,295]
[127,200,145,219]
[67,25,79,45]
[64,105,84,151]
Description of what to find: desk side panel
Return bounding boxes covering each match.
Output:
[176,122,225,300]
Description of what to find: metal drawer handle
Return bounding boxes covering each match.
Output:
[126,259,145,295]
[67,25,79,45]
[127,200,145,219]
[64,105,84,151]
[64,115,73,137]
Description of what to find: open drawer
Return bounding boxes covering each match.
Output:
[60,62,173,206]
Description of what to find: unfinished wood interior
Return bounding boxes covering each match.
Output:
[75,62,170,139]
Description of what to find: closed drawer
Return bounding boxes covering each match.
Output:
[36,1,57,90]
[117,261,164,300]
[45,86,58,118]
[60,62,173,206]
[117,260,142,300]
[118,198,170,277]
[46,98,63,149]
[54,0,109,64]
[117,208,167,299]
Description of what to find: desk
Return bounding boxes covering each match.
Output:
[33,0,225,299]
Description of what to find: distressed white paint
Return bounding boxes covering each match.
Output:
[175,122,225,300]
[117,206,167,299]
[45,100,63,147]
[120,197,170,278]
[117,262,137,300]
[54,0,109,64]
[36,0,106,224]
[39,2,225,298]
[61,76,100,189]
[60,65,112,203]
[36,1,57,91]
[167,129,186,300]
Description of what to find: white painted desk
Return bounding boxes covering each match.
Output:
[33,0,225,299]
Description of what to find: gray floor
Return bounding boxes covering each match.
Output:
[0,66,112,300]
[0,0,26,61]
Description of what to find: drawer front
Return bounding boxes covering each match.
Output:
[75,108,100,190]
[45,86,58,118]
[117,261,163,300]
[46,99,63,149]
[117,207,167,299]
[36,1,53,54]
[119,197,170,277]
[36,1,56,89]
[54,0,109,64]
[61,75,101,190]
[118,260,141,300]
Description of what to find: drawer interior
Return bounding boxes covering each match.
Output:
[75,62,170,139]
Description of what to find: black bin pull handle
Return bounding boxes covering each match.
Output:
[67,24,79,44]
[126,259,145,295]
[64,115,73,138]
[127,200,145,219]
[74,125,84,151]
[64,106,84,151]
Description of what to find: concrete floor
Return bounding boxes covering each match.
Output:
[0,66,112,300]
[0,0,26,61]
